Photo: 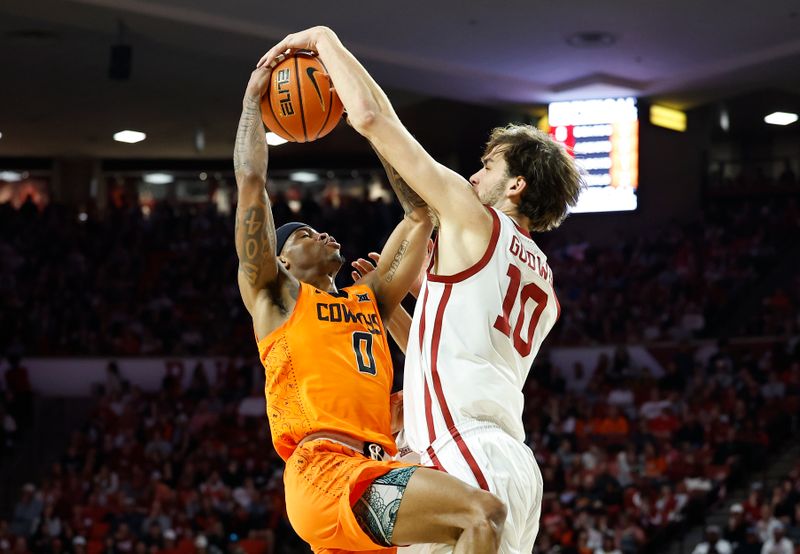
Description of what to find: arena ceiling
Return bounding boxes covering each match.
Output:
[2,0,800,158]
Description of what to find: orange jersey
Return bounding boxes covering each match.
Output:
[257,282,396,461]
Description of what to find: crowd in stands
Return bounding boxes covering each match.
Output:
[1,334,798,553]
[545,198,800,345]
[690,458,800,554]
[0,188,401,360]
[1,188,799,554]
[3,361,302,554]
[1,193,797,359]
[525,334,800,554]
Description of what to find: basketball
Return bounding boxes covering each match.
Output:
[261,51,344,143]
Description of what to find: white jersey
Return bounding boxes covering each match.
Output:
[403,207,560,475]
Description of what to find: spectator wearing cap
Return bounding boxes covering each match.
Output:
[160,529,179,554]
[194,535,209,553]
[756,505,782,543]
[692,525,733,554]
[760,523,793,554]
[725,503,748,546]
[72,536,87,554]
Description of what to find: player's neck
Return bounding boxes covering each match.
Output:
[510,212,531,232]
[497,203,532,234]
[295,268,338,293]
[312,273,337,293]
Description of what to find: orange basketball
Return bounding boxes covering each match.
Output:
[261,51,344,143]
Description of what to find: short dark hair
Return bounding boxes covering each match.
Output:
[484,124,583,232]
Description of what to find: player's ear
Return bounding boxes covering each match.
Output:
[509,176,527,197]
[278,256,290,269]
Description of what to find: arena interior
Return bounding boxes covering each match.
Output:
[1,1,799,553]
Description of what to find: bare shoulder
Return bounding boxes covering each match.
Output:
[433,208,495,276]
[251,265,301,339]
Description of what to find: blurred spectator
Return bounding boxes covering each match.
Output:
[734,528,762,554]
[725,504,748,547]
[692,525,732,554]
[760,524,793,554]
[756,505,782,543]
[10,484,42,537]
[595,533,622,554]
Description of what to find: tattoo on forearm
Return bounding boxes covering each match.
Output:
[233,95,267,177]
[372,147,426,216]
[385,240,409,283]
[235,201,275,286]
[234,92,277,288]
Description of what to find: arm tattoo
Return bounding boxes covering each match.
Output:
[371,145,426,216]
[233,95,267,178]
[384,240,409,283]
[234,94,276,288]
[235,202,274,286]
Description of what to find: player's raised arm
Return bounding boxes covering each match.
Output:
[257,27,492,238]
[359,145,433,319]
[233,67,280,314]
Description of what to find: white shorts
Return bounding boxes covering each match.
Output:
[399,421,543,554]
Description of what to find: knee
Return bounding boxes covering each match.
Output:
[463,489,507,540]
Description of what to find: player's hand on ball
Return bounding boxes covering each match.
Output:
[244,66,272,101]
[350,252,380,282]
[257,26,335,69]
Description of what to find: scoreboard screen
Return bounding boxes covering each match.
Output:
[547,97,639,213]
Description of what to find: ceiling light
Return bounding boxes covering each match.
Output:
[0,171,22,182]
[143,172,174,184]
[764,112,798,126]
[719,108,730,132]
[289,171,319,183]
[113,130,146,143]
[266,132,288,146]
[0,131,3,140]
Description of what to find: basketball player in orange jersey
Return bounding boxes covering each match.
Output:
[259,28,584,553]
[234,65,508,554]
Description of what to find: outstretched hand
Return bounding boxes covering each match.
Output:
[257,26,334,69]
[350,239,433,296]
[350,252,380,282]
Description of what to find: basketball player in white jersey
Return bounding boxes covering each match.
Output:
[260,27,583,553]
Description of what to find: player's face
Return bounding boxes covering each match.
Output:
[469,148,514,207]
[282,226,344,272]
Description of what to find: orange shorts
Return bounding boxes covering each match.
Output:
[284,440,416,553]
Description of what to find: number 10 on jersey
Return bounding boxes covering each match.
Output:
[494,264,548,357]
